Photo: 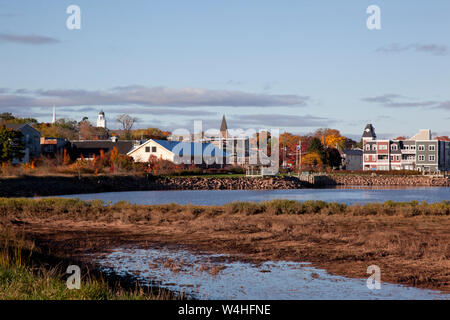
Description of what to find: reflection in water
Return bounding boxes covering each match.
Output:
[55,186,450,206]
[96,247,449,300]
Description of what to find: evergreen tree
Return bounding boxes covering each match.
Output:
[0,125,25,163]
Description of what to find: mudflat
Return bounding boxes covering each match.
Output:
[2,198,449,292]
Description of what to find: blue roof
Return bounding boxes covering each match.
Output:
[153,140,227,157]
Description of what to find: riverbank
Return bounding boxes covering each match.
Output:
[2,198,449,293]
[328,174,450,187]
[0,226,183,300]
[0,174,448,197]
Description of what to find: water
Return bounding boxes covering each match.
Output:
[96,247,449,300]
[55,186,449,206]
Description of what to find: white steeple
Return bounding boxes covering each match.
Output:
[52,105,56,124]
[97,110,106,128]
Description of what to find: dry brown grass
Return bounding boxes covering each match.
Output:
[0,198,448,292]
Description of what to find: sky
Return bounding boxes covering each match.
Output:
[0,0,449,140]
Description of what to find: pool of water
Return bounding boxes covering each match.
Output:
[95,247,449,300]
[54,186,449,206]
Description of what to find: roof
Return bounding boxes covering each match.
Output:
[220,115,228,133]
[410,129,432,141]
[129,139,227,157]
[71,140,134,156]
[342,149,362,156]
[362,124,376,139]
[3,123,26,130]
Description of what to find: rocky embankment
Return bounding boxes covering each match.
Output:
[329,174,449,187]
[0,175,305,197]
[0,174,448,197]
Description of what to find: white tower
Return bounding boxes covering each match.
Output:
[52,106,56,124]
[97,110,106,128]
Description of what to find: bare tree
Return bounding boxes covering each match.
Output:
[116,114,138,139]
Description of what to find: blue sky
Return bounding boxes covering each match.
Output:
[0,0,449,140]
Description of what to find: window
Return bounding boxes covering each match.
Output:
[429,155,435,162]
[364,155,369,161]
[411,145,416,150]
[372,145,377,151]
[390,155,394,161]
[379,145,387,150]
[145,146,150,153]
[391,145,398,151]
[429,145,435,151]
[418,155,425,161]
[405,145,410,150]
[152,146,157,152]
[418,145,425,151]
[365,145,370,151]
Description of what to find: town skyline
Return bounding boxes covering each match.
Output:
[0,1,449,139]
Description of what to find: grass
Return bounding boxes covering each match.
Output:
[0,198,448,292]
[0,197,448,220]
[0,227,181,300]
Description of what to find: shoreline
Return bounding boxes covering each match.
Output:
[0,174,448,198]
[3,198,449,293]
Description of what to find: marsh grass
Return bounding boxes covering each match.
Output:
[0,227,181,300]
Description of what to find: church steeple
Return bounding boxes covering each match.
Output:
[97,110,106,128]
[52,106,56,124]
[220,115,228,139]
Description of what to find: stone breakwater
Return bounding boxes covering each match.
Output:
[328,175,450,187]
[0,174,448,197]
[0,175,305,197]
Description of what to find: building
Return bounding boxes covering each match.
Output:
[205,115,250,165]
[3,123,41,163]
[341,149,363,171]
[97,111,106,128]
[70,137,139,160]
[41,137,69,157]
[127,139,227,166]
[362,124,450,173]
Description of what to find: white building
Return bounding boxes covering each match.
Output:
[97,111,106,128]
[127,139,227,165]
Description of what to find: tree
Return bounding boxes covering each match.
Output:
[325,147,342,168]
[307,137,326,163]
[302,152,323,167]
[132,128,170,140]
[0,125,25,163]
[0,112,38,125]
[78,120,108,140]
[116,114,138,139]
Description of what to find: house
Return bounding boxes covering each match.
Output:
[70,137,140,160]
[362,124,450,173]
[127,139,227,166]
[41,137,69,157]
[3,123,41,163]
[341,149,363,171]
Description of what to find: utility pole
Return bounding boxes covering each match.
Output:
[299,141,302,174]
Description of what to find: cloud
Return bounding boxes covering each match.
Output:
[0,85,310,108]
[362,94,438,108]
[228,114,333,128]
[105,107,217,117]
[376,43,448,56]
[0,33,60,45]
[436,101,450,110]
